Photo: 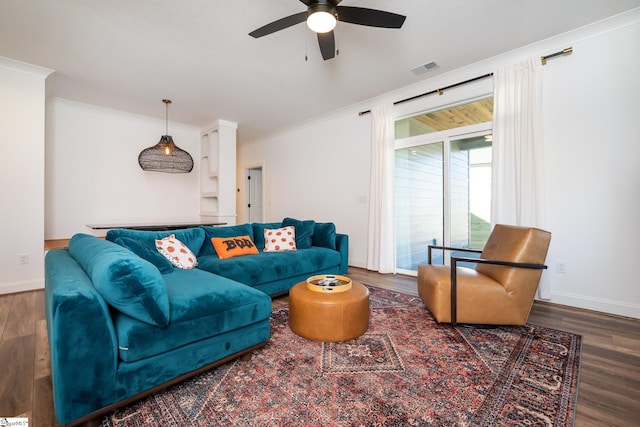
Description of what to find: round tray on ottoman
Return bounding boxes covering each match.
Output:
[306,274,352,293]
[289,280,370,342]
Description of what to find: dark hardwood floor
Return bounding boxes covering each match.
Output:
[1,267,638,426]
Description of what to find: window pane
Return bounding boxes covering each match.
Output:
[395,98,493,139]
[395,143,444,270]
[469,145,492,249]
[450,136,492,251]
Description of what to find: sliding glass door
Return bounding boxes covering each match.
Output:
[395,125,492,274]
[395,142,444,270]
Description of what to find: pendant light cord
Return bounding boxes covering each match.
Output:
[163,99,171,135]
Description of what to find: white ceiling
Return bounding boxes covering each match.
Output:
[1,0,639,141]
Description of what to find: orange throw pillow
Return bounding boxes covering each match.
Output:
[211,235,259,259]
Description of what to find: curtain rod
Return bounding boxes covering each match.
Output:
[358,46,572,116]
[358,73,492,116]
[541,46,572,65]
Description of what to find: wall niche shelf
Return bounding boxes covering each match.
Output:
[200,120,238,225]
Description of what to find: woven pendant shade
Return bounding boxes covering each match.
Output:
[138,99,194,173]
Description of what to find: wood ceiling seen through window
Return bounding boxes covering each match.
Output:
[414,98,493,132]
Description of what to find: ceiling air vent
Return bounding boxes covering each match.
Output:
[411,61,440,75]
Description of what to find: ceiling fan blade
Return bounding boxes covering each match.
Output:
[300,0,342,5]
[317,31,336,60]
[336,6,406,28]
[249,11,307,38]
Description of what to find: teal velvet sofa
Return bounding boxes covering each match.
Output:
[45,219,348,425]
[105,218,349,296]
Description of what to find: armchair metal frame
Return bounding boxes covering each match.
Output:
[427,245,548,326]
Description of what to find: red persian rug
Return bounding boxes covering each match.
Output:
[101,286,581,426]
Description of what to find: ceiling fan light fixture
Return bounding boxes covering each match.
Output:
[307,4,337,33]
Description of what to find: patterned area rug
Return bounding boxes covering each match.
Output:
[102,286,581,426]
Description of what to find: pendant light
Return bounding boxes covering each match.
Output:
[138,99,194,173]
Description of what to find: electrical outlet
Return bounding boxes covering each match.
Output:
[556,261,567,273]
[18,253,29,265]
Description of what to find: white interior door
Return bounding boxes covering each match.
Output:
[246,167,263,223]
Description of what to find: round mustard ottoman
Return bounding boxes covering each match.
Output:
[288,281,370,342]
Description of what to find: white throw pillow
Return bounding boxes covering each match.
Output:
[264,226,297,252]
[155,234,198,269]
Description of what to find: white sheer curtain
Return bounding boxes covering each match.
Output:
[367,103,396,273]
[491,58,550,298]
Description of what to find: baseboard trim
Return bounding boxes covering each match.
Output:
[348,260,367,269]
[0,279,44,295]
[550,291,640,320]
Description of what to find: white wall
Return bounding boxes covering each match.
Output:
[542,16,640,318]
[45,98,201,239]
[238,10,640,319]
[0,57,53,294]
[237,112,372,267]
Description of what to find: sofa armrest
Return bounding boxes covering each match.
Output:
[45,250,119,425]
[336,233,349,274]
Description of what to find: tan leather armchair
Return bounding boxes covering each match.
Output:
[417,224,551,326]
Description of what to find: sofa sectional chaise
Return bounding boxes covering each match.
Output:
[45,218,348,425]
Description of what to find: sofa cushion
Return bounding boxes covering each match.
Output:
[155,235,198,269]
[114,268,271,362]
[68,233,170,327]
[211,235,259,259]
[312,222,337,250]
[197,247,341,286]
[114,236,174,274]
[264,226,297,252]
[282,217,315,249]
[199,224,254,257]
[251,222,283,251]
[105,227,206,258]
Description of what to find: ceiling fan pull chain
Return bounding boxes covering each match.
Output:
[305,26,309,61]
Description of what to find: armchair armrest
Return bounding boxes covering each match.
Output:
[451,256,548,270]
[449,256,547,326]
[427,244,482,264]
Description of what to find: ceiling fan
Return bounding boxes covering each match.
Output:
[249,0,406,60]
